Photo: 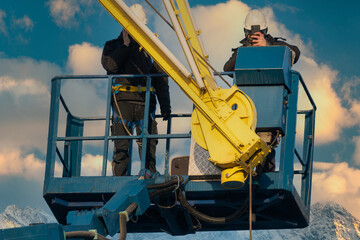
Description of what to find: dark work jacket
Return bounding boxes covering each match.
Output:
[223,34,301,72]
[101,32,171,115]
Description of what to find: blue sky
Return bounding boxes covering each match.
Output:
[1,0,360,227]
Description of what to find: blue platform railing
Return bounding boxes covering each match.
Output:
[293,70,317,211]
[44,71,316,188]
[43,71,316,232]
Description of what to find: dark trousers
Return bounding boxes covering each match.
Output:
[111,101,158,176]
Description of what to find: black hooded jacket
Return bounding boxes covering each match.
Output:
[101,32,171,115]
[224,34,301,72]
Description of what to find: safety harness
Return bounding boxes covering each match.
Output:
[112,84,155,94]
[111,82,156,135]
[112,110,155,132]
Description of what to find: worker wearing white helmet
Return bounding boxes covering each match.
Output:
[223,9,300,173]
[224,9,300,72]
[243,9,268,46]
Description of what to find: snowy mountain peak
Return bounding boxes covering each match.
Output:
[310,202,360,239]
[312,201,355,218]
[0,205,56,229]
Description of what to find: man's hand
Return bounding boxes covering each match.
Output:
[250,32,267,46]
[123,30,130,46]
[161,109,171,121]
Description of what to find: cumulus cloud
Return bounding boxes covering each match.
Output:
[312,162,360,219]
[0,56,61,151]
[191,0,250,70]
[296,58,353,144]
[67,42,105,75]
[0,150,112,181]
[81,154,112,176]
[0,148,61,182]
[47,0,80,28]
[0,76,16,91]
[47,0,94,28]
[0,56,61,86]
[13,15,34,32]
[0,9,7,35]
[0,75,48,98]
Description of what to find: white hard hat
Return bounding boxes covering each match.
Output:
[130,4,148,25]
[244,9,267,30]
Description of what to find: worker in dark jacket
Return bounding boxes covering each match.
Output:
[224,9,300,72]
[101,4,171,177]
[224,10,300,173]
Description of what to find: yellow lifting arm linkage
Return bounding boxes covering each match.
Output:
[97,0,270,188]
[167,0,217,91]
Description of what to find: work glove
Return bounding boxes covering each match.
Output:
[161,108,171,121]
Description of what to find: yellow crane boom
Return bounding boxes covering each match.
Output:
[97,0,270,188]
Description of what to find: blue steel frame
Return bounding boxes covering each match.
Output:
[42,70,316,236]
[0,223,65,240]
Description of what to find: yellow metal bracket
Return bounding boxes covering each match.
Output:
[88,229,98,240]
[119,211,129,222]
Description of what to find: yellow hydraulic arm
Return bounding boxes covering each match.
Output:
[98,0,270,188]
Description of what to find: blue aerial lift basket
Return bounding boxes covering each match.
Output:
[0,46,316,239]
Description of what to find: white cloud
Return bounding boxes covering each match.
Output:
[13,15,34,32]
[0,75,48,98]
[0,148,60,182]
[47,0,94,28]
[0,9,7,35]
[67,42,105,75]
[0,150,112,181]
[192,0,250,71]
[0,56,61,86]
[296,58,353,144]
[47,0,80,28]
[81,154,112,176]
[0,56,61,151]
[312,162,360,219]
[0,75,16,91]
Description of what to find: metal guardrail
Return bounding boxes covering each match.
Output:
[45,73,192,183]
[45,71,315,195]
